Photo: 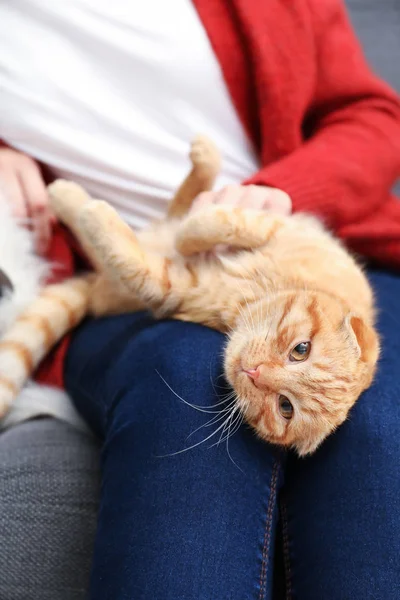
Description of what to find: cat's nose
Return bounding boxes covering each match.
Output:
[244,364,276,391]
[244,367,261,380]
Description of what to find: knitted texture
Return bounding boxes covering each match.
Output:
[0,419,99,600]
[195,0,400,264]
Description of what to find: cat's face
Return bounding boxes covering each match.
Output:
[224,291,379,455]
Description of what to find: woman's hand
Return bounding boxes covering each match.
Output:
[191,184,292,216]
[0,147,53,255]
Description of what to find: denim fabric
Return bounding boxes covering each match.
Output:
[65,269,400,600]
[282,269,400,599]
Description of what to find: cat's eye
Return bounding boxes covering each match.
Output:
[279,395,293,420]
[289,341,311,362]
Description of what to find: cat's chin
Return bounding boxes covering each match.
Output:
[228,367,264,408]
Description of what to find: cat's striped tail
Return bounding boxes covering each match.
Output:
[0,276,92,417]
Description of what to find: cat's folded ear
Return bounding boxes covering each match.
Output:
[344,314,380,365]
[295,430,329,457]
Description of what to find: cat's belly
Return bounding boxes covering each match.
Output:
[173,241,375,331]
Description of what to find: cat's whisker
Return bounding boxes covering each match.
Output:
[235,305,251,335]
[210,403,246,472]
[158,395,242,458]
[220,407,244,445]
[215,372,227,382]
[212,393,237,407]
[209,408,235,449]
[225,411,245,446]
[185,401,237,440]
[212,403,241,448]
[210,378,232,391]
[225,433,244,472]
[221,316,236,335]
[214,390,237,404]
[237,264,264,326]
[156,370,229,414]
[220,405,245,472]
[264,317,274,342]
[236,280,257,335]
[157,417,233,458]
[209,360,232,396]
[236,301,254,336]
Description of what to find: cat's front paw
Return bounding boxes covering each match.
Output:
[79,200,123,244]
[79,201,142,272]
[190,135,221,181]
[48,179,91,221]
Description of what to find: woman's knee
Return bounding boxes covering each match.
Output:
[105,320,226,400]
[330,270,400,457]
[98,320,228,448]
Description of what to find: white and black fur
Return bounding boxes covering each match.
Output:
[0,199,88,431]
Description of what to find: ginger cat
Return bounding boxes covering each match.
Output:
[0,137,379,455]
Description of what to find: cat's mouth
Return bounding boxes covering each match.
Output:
[242,367,266,390]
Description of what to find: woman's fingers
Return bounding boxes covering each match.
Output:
[19,159,52,254]
[0,151,29,221]
[190,184,292,215]
[0,148,53,255]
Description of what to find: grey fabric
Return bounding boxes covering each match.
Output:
[346,0,400,194]
[0,419,100,600]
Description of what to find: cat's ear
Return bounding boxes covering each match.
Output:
[295,430,328,457]
[344,314,380,365]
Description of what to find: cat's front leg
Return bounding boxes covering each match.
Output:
[78,201,184,317]
[175,205,285,256]
[48,180,107,272]
[48,179,91,229]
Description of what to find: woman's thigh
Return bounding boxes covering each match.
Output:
[65,314,284,600]
[285,270,400,599]
[0,418,100,600]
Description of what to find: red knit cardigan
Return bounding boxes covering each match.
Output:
[9,0,400,387]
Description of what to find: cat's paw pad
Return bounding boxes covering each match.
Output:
[190,135,221,179]
[48,179,91,217]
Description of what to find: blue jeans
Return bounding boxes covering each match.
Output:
[65,270,400,600]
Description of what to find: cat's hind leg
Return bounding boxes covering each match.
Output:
[167,135,221,219]
[175,205,284,256]
[78,201,182,315]
[0,276,92,417]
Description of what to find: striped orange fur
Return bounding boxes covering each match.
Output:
[0,276,92,415]
[0,136,379,455]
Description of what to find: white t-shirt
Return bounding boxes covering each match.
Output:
[0,0,259,230]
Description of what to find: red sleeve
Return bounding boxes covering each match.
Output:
[246,0,400,230]
[337,194,400,270]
